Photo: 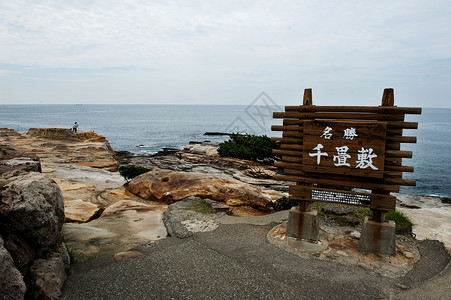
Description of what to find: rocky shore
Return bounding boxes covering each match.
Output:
[1,127,450,299]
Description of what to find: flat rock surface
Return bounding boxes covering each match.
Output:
[395,193,451,249]
[63,200,167,257]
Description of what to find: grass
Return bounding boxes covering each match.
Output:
[66,244,85,264]
[351,207,413,235]
[189,199,213,214]
[66,244,99,263]
[386,210,413,235]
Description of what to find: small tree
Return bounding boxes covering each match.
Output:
[218,133,279,162]
[119,165,150,182]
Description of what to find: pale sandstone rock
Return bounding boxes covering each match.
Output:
[64,199,102,222]
[128,170,283,208]
[183,144,219,156]
[0,237,26,300]
[2,128,118,171]
[396,193,451,249]
[63,200,167,257]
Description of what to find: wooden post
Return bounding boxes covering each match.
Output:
[298,88,313,213]
[372,88,394,222]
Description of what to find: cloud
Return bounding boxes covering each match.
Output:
[0,0,450,106]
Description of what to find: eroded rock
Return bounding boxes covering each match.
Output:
[128,170,283,208]
[63,200,167,257]
[64,199,102,222]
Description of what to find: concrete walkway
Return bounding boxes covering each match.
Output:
[61,222,450,300]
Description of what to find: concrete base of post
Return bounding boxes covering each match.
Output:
[286,207,319,241]
[358,217,396,256]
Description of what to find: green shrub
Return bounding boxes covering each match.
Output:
[119,165,151,182]
[266,196,298,211]
[386,210,413,235]
[218,133,279,162]
[351,208,413,235]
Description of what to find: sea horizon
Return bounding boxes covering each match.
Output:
[1,105,450,198]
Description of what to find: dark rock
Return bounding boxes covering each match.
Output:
[3,234,36,274]
[204,132,231,136]
[0,172,65,257]
[30,255,67,300]
[0,236,26,300]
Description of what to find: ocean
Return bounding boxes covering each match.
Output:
[0,104,449,198]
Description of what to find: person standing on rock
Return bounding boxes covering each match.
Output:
[72,122,78,133]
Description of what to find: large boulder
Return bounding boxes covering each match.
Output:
[128,170,283,208]
[0,172,65,257]
[0,236,26,300]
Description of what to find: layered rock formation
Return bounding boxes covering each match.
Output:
[128,170,283,208]
[1,127,118,171]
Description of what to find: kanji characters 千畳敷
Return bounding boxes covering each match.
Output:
[333,146,351,167]
[355,147,378,170]
[309,144,328,165]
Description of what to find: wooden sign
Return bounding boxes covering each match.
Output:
[271,88,421,218]
[303,120,386,178]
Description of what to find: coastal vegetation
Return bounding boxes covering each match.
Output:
[119,165,151,182]
[218,133,279,162]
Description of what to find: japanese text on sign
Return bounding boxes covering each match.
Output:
[303,120,387,178]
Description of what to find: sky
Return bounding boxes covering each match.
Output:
[0,0,450,107]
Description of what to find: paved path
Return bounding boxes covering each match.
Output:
[61,222,450,300]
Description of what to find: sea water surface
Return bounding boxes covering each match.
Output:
[0,105,449,198]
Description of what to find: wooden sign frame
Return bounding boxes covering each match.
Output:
[271,88,421,222]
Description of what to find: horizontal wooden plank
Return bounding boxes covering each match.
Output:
[282,168,412,187]
[383,171,403,178]
[271,125,303,132]
[282,155,302,163]
[271,137,301,144]
[283,106,422,114]
[386,121,418,129]
[274,161,303,170]
[284,119,418,129]
[386,143,401,150]
[386,136,417,143]
[273,174,400,192]
[275,161,411,176]
[280,144,303,151]
[272,149,303,156]
[283,131,303,138]
[386,129,403,135]
[385,150,412,158]
[384,165,414,172]
[274,112,405,121]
